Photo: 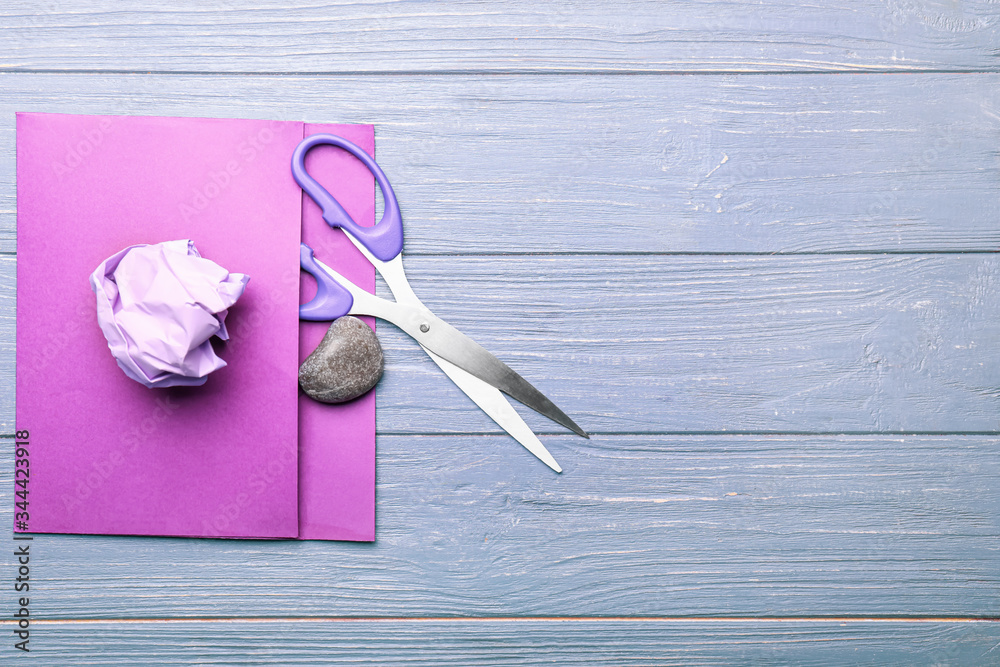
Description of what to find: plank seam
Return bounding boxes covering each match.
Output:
[0,69,998,76]
[406,251,1000,257]
[2,616,998,625]
[4,251,1000,259]
[3,432,1000,438]
[373,431,1000,437]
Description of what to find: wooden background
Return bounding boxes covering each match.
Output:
[2,1,999,664]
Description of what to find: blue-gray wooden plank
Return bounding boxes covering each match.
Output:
[4,253,999,434]
[372,254,1000,436]
[1,0,998,662]
[1,1,998,73]
[0,435,996,619]
[3,619,998,666]
[1,73,998,256]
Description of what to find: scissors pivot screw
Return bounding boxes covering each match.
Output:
[419,323,430,333]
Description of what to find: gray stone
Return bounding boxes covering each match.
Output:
[299,316,384,403]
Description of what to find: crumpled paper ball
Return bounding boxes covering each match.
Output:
[90,239,250,388]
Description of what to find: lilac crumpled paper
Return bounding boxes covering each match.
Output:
[90,239,250,388]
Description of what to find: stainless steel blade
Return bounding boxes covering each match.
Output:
[379,303,588,438]
[422,346,562,472]
[312,254,588,438]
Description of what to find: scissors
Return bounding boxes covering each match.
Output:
[292,134,588,473]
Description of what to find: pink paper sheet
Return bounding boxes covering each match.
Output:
[298,123,376,541]
[15,113,375,540]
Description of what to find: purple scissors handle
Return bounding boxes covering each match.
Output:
[299,244,353,321]
[291,133,404,262]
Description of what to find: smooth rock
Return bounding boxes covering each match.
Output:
[299,316,384,403]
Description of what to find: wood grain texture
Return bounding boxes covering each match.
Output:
[1,73,999,256]
[2,1,998,661]
[370,254,1000,435]
[4,619,998,666]
[0,435,996,619]
[1,0,999,73]
[4,253,999,434]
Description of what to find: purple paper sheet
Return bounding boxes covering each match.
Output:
[298,122,377,542]
[15,113,376,540]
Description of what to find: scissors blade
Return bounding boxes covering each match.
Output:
[436,327,588,438]
[395,308,588,438]
[422,347,562,472]
[310,255,588,438]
